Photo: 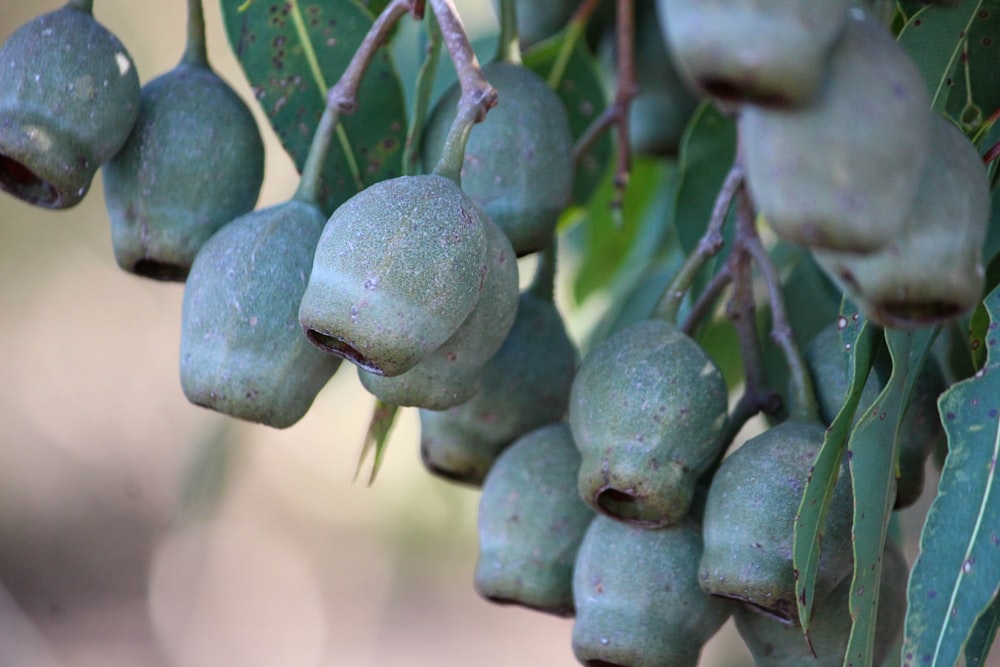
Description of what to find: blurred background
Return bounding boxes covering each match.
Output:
[0,2,966,666]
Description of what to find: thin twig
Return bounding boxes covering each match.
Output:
[681,265,732,338]
[652,157,744,323]
[611,0,638,207]
[428,0,498,119]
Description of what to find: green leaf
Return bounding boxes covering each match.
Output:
[355,398,400,485]
[944,2,1000,131]
[903,284,1000,667]
[845,326,937,667]
[897,1,983,114]
[794,303,877,636]
[221,0,407,215]
[672,102,737,256]
[177,420,239,522]
[571,157,676,304]
[523,35,612,205]
[966,594,1000,665]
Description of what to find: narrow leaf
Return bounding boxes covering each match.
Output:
[903,284,1000,667]
[897,1,983,114]
[355,399,400,485]
[845,326,937,667]
[221,0,407,215]
[966,594,1000,665]
[794,304,876,635]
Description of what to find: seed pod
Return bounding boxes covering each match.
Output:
[103,61,264,281]
[812,114,989,329]
[180,200,341,429]
[741,9,932,253]
[475,422,594,617]
[572,515,732,667]
[298,174,490,377]
[658,0,851,107]
[699,420,854,622]
[419,289,577,485]
[735,540,908,666]
[0,2,140,208]
[358,214,519,410]
[570,319,729,528]
[422,62,574,256]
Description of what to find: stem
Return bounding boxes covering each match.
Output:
[430,93,483,183]
[495,0,521,65]
[327,0,414,113]
[294,104,341,205]
[610,0,638,208]
[739,194,819,423]
[403,8,442,175]
[67,0,93,13]
[528,238,558,300]
[429,0,498,111]
[652,158,744,323]
[295,0,417,203]
[682,266,732,338]
[182,0,209,67]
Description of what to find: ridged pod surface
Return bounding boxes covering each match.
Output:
[357,215,519,410]
[0,3,140,208]
[572,516,732,666]
[699,420,854,622]
[658,0,851,107]
[103,62,264,281]
[812,115,988,329]
[741,9,932,253]
[298,174,490,377]
[475,423,594,617]
[804,323,945,509]
[569,319,729,528]
[734,540,908,666]
[419,289,577,485]
[180,200,341,429]
[422,62,573,256]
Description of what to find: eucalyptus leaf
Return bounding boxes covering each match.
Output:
[221,0,407,215]
[903,284,1000,667]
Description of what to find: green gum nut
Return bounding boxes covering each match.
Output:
[804,323,945,509]
[734,540,908,666]
[742,8,932,254]
[812,114,989,329]
[474,422,595,617]
[490,0,575,48]
[357,214,519,410]
[0,3,140,208]
[699,420,854,623]
[419,289,578,485]
[179,200,342,429]
[298,174,490,377]
[658,0,850,108]
[103,62,264,281]
[572,516,732,667]
[422,62,574,257]
[569,319,729,528]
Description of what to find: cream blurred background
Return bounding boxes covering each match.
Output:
[0,2,966,667]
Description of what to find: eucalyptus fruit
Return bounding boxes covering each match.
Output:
[734,540,908,666]
[572,515,732,667]
[812,115,989,329]
[805,323,946,509]
[298,174,491,377]
[103,0,264,281]
[179,200,341,429]
[475,422,594,617]
[0,0,140,208]
[420,248,577,485]
[741,9,932,254]
[357,213,519,410]
[569,319,729,528]
[699,419,854,622]
[490,0,577,48]
[421,61,574,256]
[657,0,851,108]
